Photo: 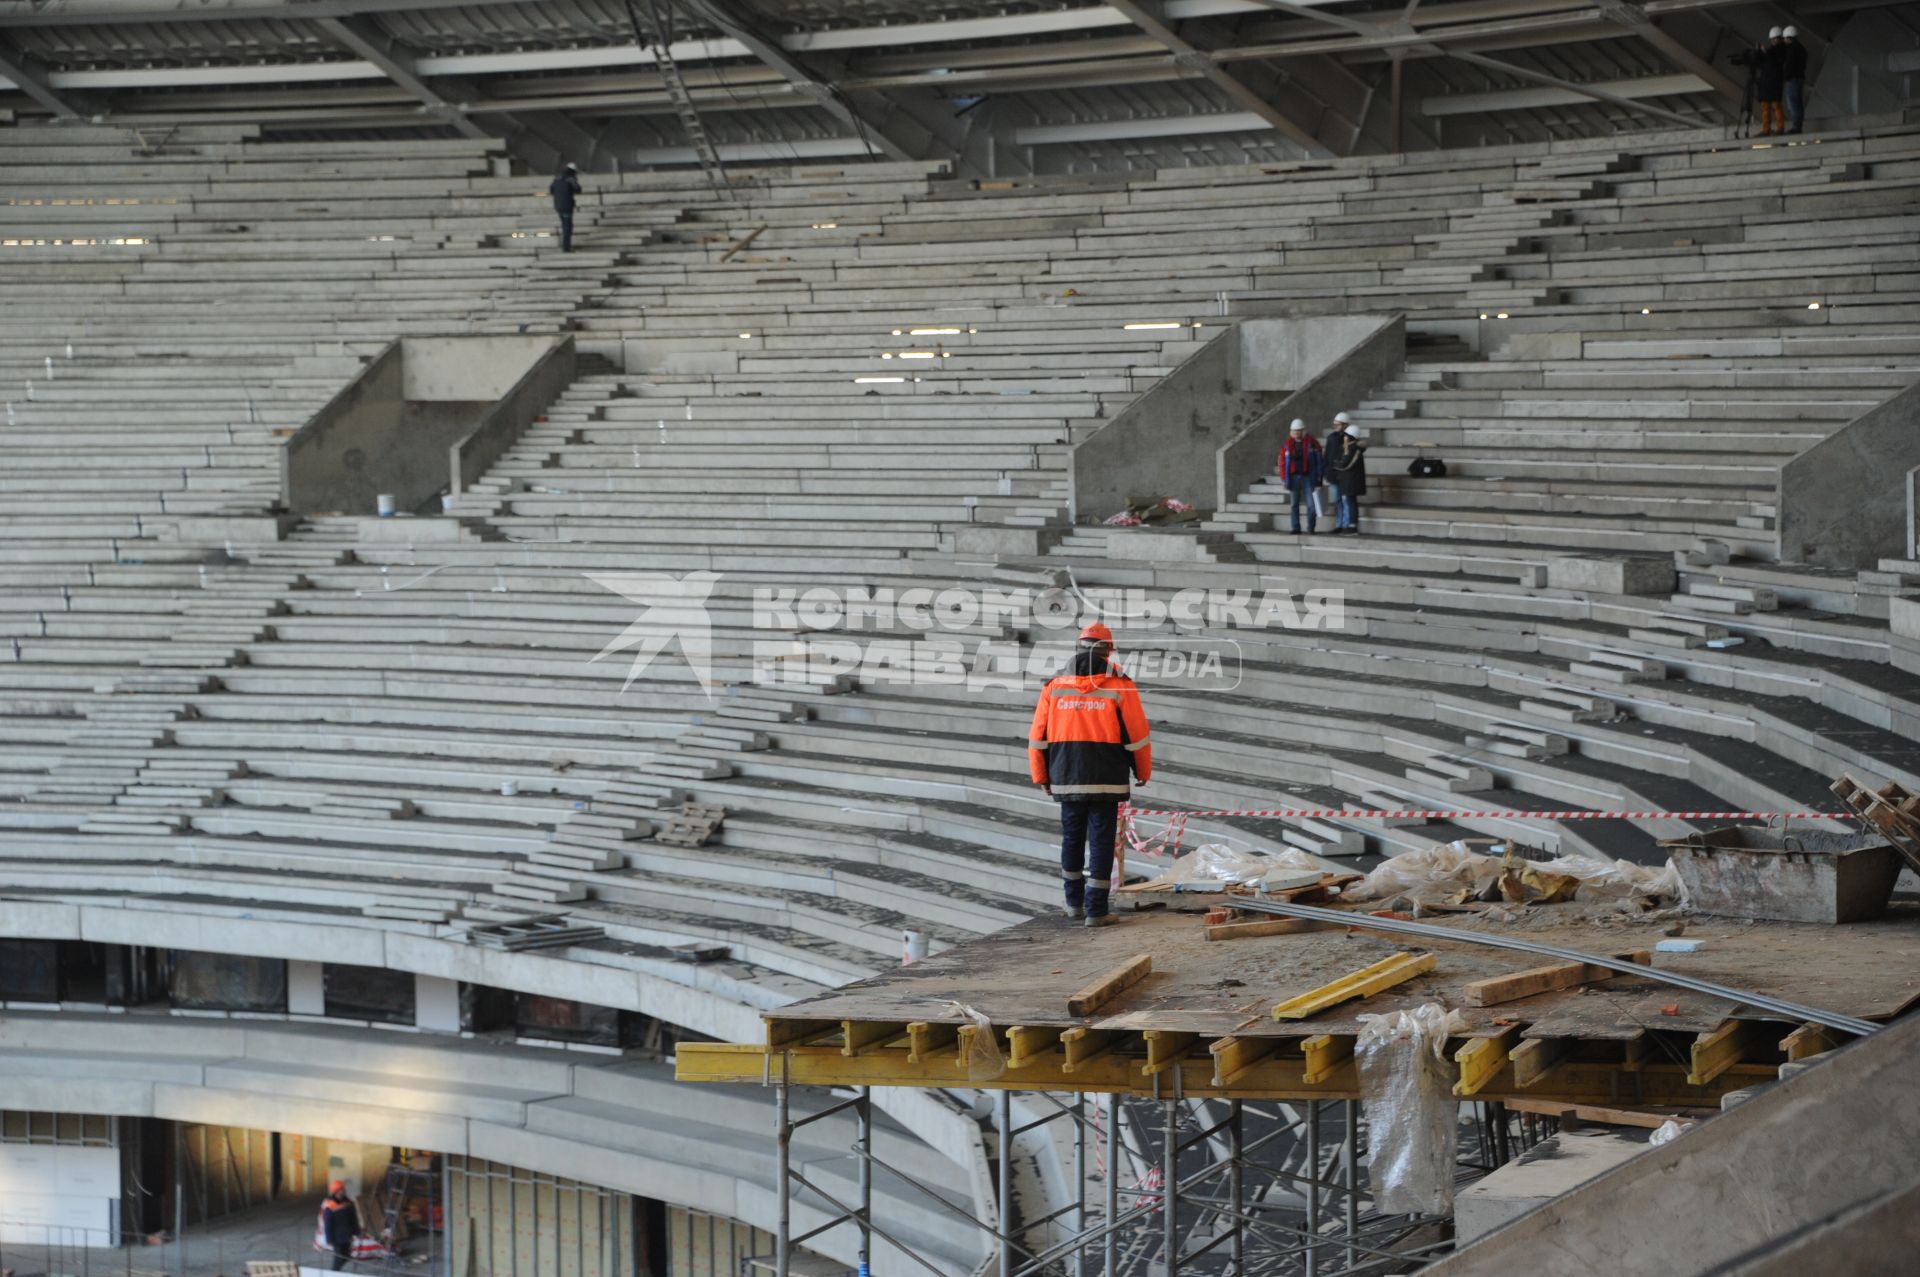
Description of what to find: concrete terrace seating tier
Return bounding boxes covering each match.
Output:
[0,1014,986,1277]
[6,118,1920,1106]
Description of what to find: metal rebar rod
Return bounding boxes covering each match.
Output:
[1074,1094,1088,1277]
[857,1088,872,1277]
[1162,1099,1179,1276]
[776,1076,791,1277]
[1305,1101,1319,1277]
[1232,898,1881,1035]
[1344,1101,1359,1268]
[1229,1100,1244,1277]
[999,1090,1015,1277]
[1104,1096,1119,1277]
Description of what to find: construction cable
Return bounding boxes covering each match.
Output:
[1229,896,1882,1037]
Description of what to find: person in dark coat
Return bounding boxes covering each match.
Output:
[549,162,581,252]
[1277,418,1325,534]
[1781,26,1809,134]
[1324,411,1368,535]
[1755,28,1787,136]
[321,1180,361,1271]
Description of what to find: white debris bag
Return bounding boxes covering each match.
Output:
[1343,840,1684,908]
[1164,843,1329,889]
[951,1002,1006,1083]
[1355,1003,1467,1215]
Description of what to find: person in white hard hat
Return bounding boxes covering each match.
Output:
[1324,412,1368,535]
[1277,418,1325,534]
[1781,26,1808,134]
[1755,28,1787,136]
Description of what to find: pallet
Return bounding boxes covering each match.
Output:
[655,801,725,848]
[1830,775,1920,875]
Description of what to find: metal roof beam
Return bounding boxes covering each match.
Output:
[1593,0,1743,105]
[1105,0,1330,155]
[1448,47,1707,123]
[0,34,83,116]
[312,14,491,139]
[673,0,931,164]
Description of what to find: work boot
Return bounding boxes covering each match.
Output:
[1085,913,1118,928]
[1063,904,1085,921]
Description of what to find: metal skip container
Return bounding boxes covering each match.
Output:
[1659,826,1902,925]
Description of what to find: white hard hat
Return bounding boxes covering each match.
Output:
[1768,25,1782,37]
[1351,427,1368,439]
[1333,411,1352,425]
[1288,419,1305,433]
[1783,24,1796,36]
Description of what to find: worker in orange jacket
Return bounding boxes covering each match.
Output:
[1028,622,1152,927]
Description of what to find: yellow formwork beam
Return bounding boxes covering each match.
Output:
[673,1041,1774,1106]
[1689,1020,1766,1085]
[1271,952,1436,1021]
[1453,1026,1521,1098]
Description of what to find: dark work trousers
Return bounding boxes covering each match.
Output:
[332,1250,352,1272]
[1059,799,1120,918]
[557,210,574,252]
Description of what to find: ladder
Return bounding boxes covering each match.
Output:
[625,0,733,199]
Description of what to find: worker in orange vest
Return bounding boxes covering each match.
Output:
[1028,622,1152,927]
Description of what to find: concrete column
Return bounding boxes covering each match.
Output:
[288,961,326,1017]
[416,975,461,1033]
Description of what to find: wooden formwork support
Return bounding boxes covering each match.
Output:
[1271,951,1435,1021]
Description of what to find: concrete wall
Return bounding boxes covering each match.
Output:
[402,335,563,401]
[282,340,403,517]
[451,336,577,496]
[1777,379,1920,569]
[1067,315,1401,522]
[283,336,571,517]
[1068,326,1282,522]
[1214,315,1404,510]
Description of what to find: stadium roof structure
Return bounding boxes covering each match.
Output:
[0,0,1858,174]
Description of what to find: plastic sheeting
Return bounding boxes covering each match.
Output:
[1355,1003,1468,1216]
[951,1002,1006,1082]
[1341,841,1685,909]
[1162,843,1332,890]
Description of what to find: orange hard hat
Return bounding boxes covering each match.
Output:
[330,1180,347,1194]
[1078,622,1114,644]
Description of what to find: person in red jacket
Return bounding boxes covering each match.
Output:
[1278,418,1325,534]
[1028,622,1152,927]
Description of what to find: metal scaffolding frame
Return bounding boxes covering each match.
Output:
[764,1056,1499,1277]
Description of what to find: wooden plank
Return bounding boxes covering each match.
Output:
[1067,954,1153,1017]
[718,224,766,263]
[1501,1098,1700,1130]
[1462,951,1650,1007]
[1512,1037,1573,1089]
[1272,951,1436,1021]
[1302,1034,1353,1085]
[1204,917,1341,941]
[1689,1019,1766,1085]
[1453,1025,1521,1097]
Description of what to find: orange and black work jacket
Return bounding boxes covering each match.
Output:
[1028,666,1152,799]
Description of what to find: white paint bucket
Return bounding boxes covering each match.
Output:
[376,493,396,517]
[499,780,518,796]
[902,930,928,965]
[440,493,456,513]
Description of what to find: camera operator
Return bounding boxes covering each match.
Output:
[1781,26,1808,135]
[1754,27,1787,137]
